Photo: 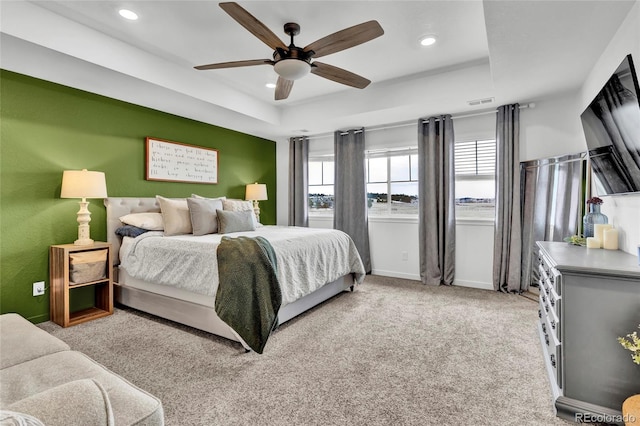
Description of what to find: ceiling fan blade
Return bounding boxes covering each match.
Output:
[275,77,294,100]
[219,2,287,51]
[303,21,384,58]
[310,62,371,89]
[194,59,273,70]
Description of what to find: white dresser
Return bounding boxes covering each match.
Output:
[536,241,640,424]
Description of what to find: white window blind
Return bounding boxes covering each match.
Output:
[455,139,496,177]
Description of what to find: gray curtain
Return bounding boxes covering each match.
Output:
[493,104,522,293]
[520,153,586,288]
[288,136,309,227]
[418,116,455,286]
[334,129,371,273]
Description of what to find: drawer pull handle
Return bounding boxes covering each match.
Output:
[545,333,549,346]
[550,354,556,367]
[545,305,549,313]
[538,309,541,319]
[542,295,546,303]
[542,323,547,333]
[550,298,555,307]
[550,320,556,330]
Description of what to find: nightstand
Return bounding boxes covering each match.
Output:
[49,242,113,327]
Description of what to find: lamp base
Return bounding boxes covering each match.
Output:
[252,200,261,223]
[74,199,94,246]
[74,238,95,246]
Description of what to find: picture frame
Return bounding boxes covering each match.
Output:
[145,137,218,184]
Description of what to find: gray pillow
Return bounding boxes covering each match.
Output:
[187,197,223,236]
[216,209,256,234]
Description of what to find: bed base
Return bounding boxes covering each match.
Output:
[114,274,353,348]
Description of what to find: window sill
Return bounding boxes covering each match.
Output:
[309,214,494,226]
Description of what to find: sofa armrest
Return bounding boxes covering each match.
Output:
[6,379,114,426]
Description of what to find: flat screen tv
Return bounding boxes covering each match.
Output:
[580,54,640,195]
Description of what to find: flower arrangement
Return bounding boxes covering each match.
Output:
[618,325,640,365]
[587,197,603,205]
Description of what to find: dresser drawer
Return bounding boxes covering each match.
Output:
[541,319,563,389]
[546,303,561,342]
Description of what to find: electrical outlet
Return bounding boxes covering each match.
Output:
[33,281,45,297]
[401,251,408,261]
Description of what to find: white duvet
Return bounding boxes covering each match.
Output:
[120,226,366,306]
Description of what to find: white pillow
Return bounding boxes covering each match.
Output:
[118,213,164,230]
[156,196,192,236]
[223,199,260,227]
[222,199,251,211]
[191,194,226,201]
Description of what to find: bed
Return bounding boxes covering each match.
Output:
[104,197,365,351]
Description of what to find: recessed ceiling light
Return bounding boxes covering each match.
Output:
[419,35,437,47]
[265,83,276,89]
[118,9,138,20]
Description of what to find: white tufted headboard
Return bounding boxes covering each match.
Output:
[104,197,161,265]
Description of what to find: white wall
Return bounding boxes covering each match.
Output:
[579,1,640,255]
[309,216,495,290]
[520,93,586,162]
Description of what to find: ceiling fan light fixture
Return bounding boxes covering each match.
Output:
[118,9,139,20]
[274,59,311,81]
[419,35,437,47]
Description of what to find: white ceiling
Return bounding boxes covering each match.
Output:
[0,0,636,140]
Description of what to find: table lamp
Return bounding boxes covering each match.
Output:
[245,182,267,223]
[61,169,108,245]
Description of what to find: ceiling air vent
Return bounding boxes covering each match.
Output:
[467,97,494,106]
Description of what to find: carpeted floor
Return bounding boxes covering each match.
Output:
[39,275,573,426]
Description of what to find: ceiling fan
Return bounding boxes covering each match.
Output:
[194,2,384,100]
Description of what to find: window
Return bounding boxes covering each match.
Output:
[308,139,496,219]
[366,150,419,216]
[308,159,334,214]
[455,139,496,219]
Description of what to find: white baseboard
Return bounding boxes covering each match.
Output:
[369,271,493,291]
[453,279,493,291]
[371,269,420,281]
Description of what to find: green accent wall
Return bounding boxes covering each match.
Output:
[0,70,277,323]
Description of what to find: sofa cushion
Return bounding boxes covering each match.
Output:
[0,314,69,369]
[0,351,163,426]
[6,379,114,426]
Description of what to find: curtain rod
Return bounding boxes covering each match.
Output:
[304,103,535,140]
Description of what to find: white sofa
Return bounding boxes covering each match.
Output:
[0,313,164,426]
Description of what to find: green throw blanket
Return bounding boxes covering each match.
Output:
[215,236,282,354]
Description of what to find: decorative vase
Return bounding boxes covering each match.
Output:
[583,204,608,238]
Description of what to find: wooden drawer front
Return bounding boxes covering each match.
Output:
[549,268,562,296]
[546,303,561,342]
[541,315,563,389]
[548,286,562,318]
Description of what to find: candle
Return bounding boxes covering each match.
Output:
[586,237,601,248]
[603,228,619,250]
[594,224,612,243]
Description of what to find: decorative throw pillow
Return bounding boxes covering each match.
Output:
[0,410,45,426]
[191,194,226,201]
[187,197,224,236]
[222,198,261,227]
[156,196,192,236]
[118,212,164,230]
[222,198,253,212]
[216,209,256,234]
[115,225,149,238]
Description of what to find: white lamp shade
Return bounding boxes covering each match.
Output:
[274,59,311,80]
[245,183,268,201]
[61,169,108,199]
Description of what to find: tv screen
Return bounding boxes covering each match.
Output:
[580,54,640,195]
